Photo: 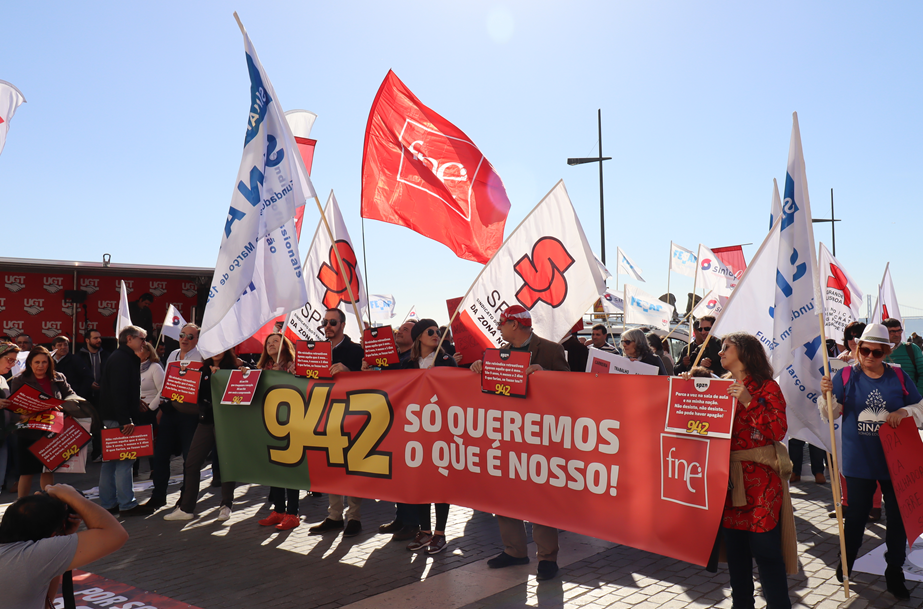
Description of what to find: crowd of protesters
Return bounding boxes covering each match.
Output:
[2,300,922,607]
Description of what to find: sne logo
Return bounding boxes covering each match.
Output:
[660,435,709,510]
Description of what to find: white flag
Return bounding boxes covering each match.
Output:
[404,306,420,322]
[594,254,613,281]
[695,244,739,297]
[818,243,864,343]
[871,263,901,325]
[367,294,397,323]
[692,289,728,319]
[455,180,606,351]
[623,284,673,331]
[616,247,645,282]
[116,281,133,336]
[600,289,624,314]
[286,191,367,342]
[160,304,188,341]
[769,177,783,229]
[670,242,697,278]
[0,81,25,157]
[200,14,314,346]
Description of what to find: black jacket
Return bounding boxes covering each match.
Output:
[55,353,92,400]
[332,335,364,372]
[78,347,111,403]
[97,344,141,426]
[401,348,458,369]
[674,338,725,376]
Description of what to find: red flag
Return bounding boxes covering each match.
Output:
[361,70,511,263]
[711,245,747,277]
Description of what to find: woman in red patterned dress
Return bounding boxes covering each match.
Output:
[719,332,791,609]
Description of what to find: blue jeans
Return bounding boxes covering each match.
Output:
[99,420,137,511]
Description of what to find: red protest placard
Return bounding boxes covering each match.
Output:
[28,416,92,471]
[665,377,735,439]
[221,369,262,405]
[161,361,203,405]
[24,410,65,434]
[295,340,332,379]
[8,384,65,415]
[101,425,154,461]
[363,327,400,368]
[481,349,531,398]
[880,418,923,545]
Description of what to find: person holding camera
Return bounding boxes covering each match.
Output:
[0,483,128,608]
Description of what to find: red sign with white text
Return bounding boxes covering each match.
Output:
[220,369,262,405]
[101,425,154,461]
[57,571,204,609]
[8,384,65,415]
[481,349,531,398]
[363,327,400,368]
[28,416,92,470]
[161,361,203,404]
[295,340,332,379]
[24,410,64,433]
[880,419,923,545]
[665,377,735,438]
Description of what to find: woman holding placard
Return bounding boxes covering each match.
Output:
[0,342,22,493]
[820,323,923,600]
[714,332,794,609]
[8,346,77,497]
[400,319,456,554]
[255,333,302,531]
[619,328,667,375]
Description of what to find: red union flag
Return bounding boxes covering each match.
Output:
[361,70,511,263]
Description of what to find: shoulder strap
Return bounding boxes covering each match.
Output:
[884,363,910,397]
[905,343,919,380]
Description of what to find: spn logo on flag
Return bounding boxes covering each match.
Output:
[361,70,511,264]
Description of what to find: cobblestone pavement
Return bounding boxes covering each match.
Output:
[2,455,920,608]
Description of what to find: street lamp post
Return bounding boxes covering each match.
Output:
[812,188,840,255]
[568,109,611,264]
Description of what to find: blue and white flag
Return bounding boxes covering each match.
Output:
[367,294,397,323]
[670,242,697,278]
[623,284,673,330]
[695,244,739,297]
[616,247,645,282]
[160,304,188,342]
[199,14,313,357]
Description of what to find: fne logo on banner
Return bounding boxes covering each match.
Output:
[661,434,709,509]
[514,237,575,309]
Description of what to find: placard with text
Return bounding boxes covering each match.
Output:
[161,361,203,404]
[481,348,531,398]
[880,418,923,545]
[24,410,65,434]
[28,416,92,471]
[102,425,154,461]
[8,384,65,415]
[295,340,333,379]
[665,377,735,438]
[220,369,262,405]
[363,327,400,368]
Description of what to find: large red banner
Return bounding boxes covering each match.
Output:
[213,369,731,566]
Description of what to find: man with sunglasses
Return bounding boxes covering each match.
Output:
[674,316,725,376]
[140,324,202,514]
[309,308,366,537]
[882,318,923,395]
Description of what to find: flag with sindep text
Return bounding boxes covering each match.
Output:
[871,263,901,325]
[160,304,188,341]
[670,242,697,278]
[818,243,864,343]
[454,180,606,363]
[0,81,25,157]
[695,244,739,297]
[623,284,673,330]
[116,281,133,337]
[692,289,727,320]
[616,247,645,282]
[286,191,367,343]
[200,14,313,355]
[600,289,624,314]
[361,70,510,264]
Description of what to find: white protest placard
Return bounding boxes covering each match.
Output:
[585,347,659,376]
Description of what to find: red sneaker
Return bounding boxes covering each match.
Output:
[258,511,285,527]
[276,514,301,531]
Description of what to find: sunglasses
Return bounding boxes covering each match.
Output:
[888,328,903,333]
[321,319,340,327]
[426,328,437,337]
[620,339,633,345]
[179,332,197,340]
[698,326,712,332]
[858,346,884,358]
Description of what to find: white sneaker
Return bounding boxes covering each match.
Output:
[217,506,232,521]
[163,508,194,521]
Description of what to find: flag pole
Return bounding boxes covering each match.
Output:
[622,285,627,333]
[360,217,372,326]
[661,307,696,343]
[312,194,364,332]
[666,243,672,308]
[687,247,700,362]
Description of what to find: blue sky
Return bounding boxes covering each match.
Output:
[3,1,922,329]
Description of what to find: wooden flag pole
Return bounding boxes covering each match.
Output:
[312,194,364,333]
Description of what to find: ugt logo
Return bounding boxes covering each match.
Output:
[317,241,361,310]
[513,237,575,309]
[661,435,709,510]
[182,282,197,298]
[43,277,64,294]
[41,321,62,338]
[149,281,168,297]
[24,299,45,315]
[397,120,483,221]
[80,278,99,294]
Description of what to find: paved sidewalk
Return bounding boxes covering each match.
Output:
[1,455,920,608]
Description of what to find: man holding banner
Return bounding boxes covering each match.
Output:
[470,305,569,581]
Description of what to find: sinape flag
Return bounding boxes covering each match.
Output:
[0,81,25,157]
[287,191,367,343]
[199,14,313,358]
[361,70,511,263]
[453,180,606,363]
[818,243,863,343]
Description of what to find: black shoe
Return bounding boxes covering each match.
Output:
[118,505,149,517]
[308,518,344,534]
[886,566,910,600]
[869,507,882,522]
[536,560,559,581]
[343,520,362,537]
[136,498,166,514]
[311,491,323,497]
[487,552,530,569]
[379,520,403,534]
[390,525,419,542]
[835,559,852,583]
[210,477,222,488]
[105,506,120,515]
